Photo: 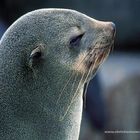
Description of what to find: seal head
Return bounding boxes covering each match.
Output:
[0,9,115,140]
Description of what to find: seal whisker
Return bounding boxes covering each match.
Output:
[70,60,95,108]
[56,52,90,104]
[83,57,98,108]
[70,72,79,96]
[59,48,99,121]
[110,40,115,53]
[59,71,85,121]
[84,42,107,108]
[83,81,89,109]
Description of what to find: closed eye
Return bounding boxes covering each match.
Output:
[69,33,84,48]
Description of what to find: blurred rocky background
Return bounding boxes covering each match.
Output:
[0,0,140,140]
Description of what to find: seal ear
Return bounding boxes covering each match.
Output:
[29,44,45,68]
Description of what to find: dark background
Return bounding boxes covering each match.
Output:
[0,0,140,52]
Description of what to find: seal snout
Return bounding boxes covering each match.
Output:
[94,20,116,39]
[85,21,116,72]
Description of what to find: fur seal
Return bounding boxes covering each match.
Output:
[0,9,115,140]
